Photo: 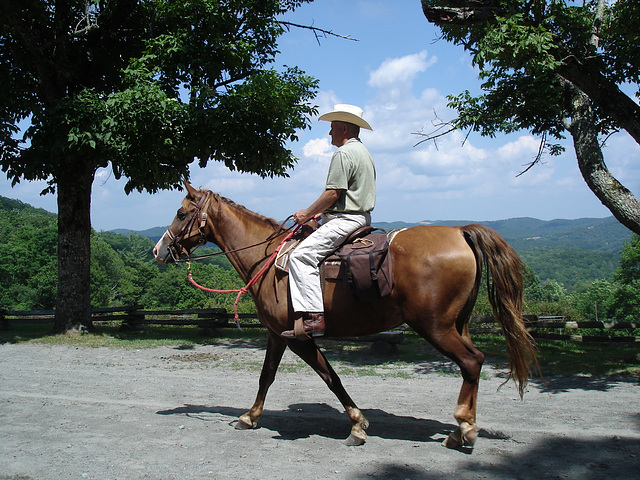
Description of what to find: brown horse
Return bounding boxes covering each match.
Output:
[153,181,536,448]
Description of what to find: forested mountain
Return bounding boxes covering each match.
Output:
[0,196,251,312]
[0,196,57,219]
[111,226,167,244]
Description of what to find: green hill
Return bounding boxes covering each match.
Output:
[110,226,167,243]
[0,196,57,220]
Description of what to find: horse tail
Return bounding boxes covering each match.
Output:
[462,224,537,398]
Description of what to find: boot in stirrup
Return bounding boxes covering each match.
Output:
[281,312,325,339]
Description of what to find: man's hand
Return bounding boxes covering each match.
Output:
[293,209,314,225]
[292,189,343,225]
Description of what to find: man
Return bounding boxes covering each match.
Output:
[281,104,376,339]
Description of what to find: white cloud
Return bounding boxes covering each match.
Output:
[367,50,435,92]
[302,137,333,162]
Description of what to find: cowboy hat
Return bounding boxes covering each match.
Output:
[318,104,372,131]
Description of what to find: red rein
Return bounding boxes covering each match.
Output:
[187,224,302,326]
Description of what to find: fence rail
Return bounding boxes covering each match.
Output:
[1,308,638,345]
[469,315,640,344]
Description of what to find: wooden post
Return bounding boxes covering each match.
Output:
[0,309,10,330]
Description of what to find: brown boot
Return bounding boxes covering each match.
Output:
[281,312,325,339]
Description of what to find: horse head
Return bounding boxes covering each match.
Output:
[153,181,215,264]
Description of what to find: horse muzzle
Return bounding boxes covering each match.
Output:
[153,232,177,264]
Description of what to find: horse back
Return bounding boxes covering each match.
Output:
[322,225,479,337]
[394,225,476,294]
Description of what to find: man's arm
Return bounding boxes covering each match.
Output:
[293,189,344,225]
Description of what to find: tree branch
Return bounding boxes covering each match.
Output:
[278,21,358,45]
[565,81,640,234]
[516,133,546,177]
[412,111,458,148]
[421,0,505,24]
[590,0,606,48]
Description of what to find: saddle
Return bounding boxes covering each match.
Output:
[276,225,394,301]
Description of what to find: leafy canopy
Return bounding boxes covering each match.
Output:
[431,0,640,153]
[0,0,318,194]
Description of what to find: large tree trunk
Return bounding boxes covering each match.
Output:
[566,84,640,235]
[53,162,95,333]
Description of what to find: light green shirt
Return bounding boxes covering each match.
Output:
[324,138,376,213]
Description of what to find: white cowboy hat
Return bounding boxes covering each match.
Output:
[318,104,372,131]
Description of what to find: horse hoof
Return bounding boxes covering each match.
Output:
[235,414,257,430]
[443,428,464,449]
[346,433,366,446]
[442,424,477,449]
[442,434,462,449]
[460,422,478,446]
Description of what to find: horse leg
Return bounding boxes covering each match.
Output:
[286,339,369,446]
[411,320,485,448]
[236,331,287,430]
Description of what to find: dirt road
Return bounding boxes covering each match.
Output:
[1,342,638,480]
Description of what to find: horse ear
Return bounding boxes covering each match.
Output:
[184,179,197,198]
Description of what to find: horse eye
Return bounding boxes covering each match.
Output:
[177,209,187,221]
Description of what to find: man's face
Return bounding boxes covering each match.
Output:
[329,121,347,147]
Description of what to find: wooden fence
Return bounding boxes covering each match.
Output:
[469,315,639,344]
[1,307,638,345]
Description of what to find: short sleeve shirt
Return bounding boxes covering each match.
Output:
[324,138,376,213]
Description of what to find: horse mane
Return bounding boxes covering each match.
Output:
[198,188,281,230]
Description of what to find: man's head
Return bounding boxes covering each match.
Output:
[319,104,372,146]
[329,121,359,147]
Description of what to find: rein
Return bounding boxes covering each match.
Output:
[186,222,303,326]
[175,214,296,263]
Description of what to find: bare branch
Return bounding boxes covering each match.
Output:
[516,132,547,177]
[278,21,359,45]
[600,128,620,149]
[413,110,455,148]
[73,2,99,36]
[412,110,476,151]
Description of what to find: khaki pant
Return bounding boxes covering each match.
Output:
[288,212,370,313]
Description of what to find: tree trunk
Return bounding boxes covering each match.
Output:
[557,60,640,147]
[566,84,640,235]
[53,162,95,333]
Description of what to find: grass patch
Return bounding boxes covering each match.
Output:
[2,323,639,378]
[0,322,266,350]
[472,333,640,377]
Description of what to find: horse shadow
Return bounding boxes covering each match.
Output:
[156,402,493,447]
[529,374,640,394]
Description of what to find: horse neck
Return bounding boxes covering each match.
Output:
[210,197,279,282]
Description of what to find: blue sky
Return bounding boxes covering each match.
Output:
[1,0,638,231]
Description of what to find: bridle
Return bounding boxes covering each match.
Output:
[167,191,212,262]
[167,191,297,263]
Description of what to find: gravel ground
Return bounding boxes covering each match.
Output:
[1,341,639,480]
